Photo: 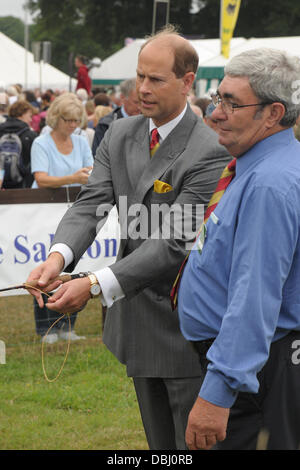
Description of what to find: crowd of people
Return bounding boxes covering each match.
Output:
[0,74,215,192]
[0,79,133,188]
[2,27,300,451]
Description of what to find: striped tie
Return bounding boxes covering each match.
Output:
[150,128,160,157]
[170,158,236,310]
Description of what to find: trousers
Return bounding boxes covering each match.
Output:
[133,375,203,450]
[193,331,300,450]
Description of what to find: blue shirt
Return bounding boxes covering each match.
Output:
[31,132,93,188]
[178,128,300,408]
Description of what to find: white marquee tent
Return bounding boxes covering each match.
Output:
[90,39,146,86]
[90,37,247,88]
[197,36,300,95]
[0,32,76,91]
[91,35,300,96]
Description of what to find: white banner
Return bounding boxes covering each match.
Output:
[0,203,120,296]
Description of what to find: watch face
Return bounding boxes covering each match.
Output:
[91,283,101,296]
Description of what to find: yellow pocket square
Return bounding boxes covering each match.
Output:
[154,180,173,194]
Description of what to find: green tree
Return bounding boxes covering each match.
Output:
[27,0,197,73]
[24,0,300,75]
[237,0,300,38]
[192,0,300,38]
[0,16,25,46]
[28,0,106,74]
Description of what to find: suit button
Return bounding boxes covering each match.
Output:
[156,295,163,301]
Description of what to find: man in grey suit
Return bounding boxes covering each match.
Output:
[27,26,231,450]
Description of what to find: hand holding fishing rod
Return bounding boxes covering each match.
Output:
[25,251,67,307]
[1,253,96,382]
[0,252,68,297]
[0,273,79,294]
[25,252,94,315]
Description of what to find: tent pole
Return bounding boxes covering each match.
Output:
[24,4,29,88]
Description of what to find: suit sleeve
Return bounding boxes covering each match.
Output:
[92,122,108,156]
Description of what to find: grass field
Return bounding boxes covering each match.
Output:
[0,294,148,450]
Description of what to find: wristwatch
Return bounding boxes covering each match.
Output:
[88,273,101,298]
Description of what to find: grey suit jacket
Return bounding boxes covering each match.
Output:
[52,105,231,377]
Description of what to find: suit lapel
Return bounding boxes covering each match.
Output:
[133,106,197,204]
[125,118,150,192]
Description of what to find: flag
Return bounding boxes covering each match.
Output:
[220,0,241,58]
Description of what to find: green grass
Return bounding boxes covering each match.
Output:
[0,294,147,450]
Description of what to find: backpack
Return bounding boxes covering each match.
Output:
[0,127,27,186]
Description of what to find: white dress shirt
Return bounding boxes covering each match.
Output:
[50,104,187,307]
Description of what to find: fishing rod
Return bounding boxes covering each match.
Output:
[0,272,89,294]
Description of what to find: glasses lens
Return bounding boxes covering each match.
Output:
[211,95,234,114]
[223,101,231,114]
[64,118,80,124]
[220,100,235,114]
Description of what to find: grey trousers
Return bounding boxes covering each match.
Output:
[133,376,202,450]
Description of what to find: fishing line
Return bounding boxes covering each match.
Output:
[23,283,71,383]
[0,273,89,382]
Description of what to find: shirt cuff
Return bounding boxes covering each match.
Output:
[94,267,125,307]
[49,244,124,307]
[199,369,238,408]
[49,243,74,270]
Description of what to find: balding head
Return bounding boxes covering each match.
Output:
[136,25,197,127]
[139,25,199,78]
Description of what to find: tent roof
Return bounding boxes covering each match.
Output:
[198,36,300,78]
[90,39,145,85]
[0,32,75,91]
[90,37,247,85]
[92,35,300,85]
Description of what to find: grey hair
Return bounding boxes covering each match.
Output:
[225,48,300,127]
[120,78,136,97]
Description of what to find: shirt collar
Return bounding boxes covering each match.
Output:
[149,104,187,141]
[236,128,295,179]
[121,105,128,118]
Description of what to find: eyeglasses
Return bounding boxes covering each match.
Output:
[211,94,271,115]
[61,117,81,124]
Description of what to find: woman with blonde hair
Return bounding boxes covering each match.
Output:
[30,92,93,344]
[31,92,93,189]
[92,104,112,128]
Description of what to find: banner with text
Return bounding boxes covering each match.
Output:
[0,203,120,296]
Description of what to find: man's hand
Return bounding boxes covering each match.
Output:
[26,252,65,307]
[185,396,230,450]
[46,277,92,314]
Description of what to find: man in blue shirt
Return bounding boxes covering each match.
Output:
[178,48,300,450]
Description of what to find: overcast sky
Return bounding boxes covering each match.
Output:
[0,0,35,23]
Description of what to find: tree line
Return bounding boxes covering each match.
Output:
[0,0,300,75]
